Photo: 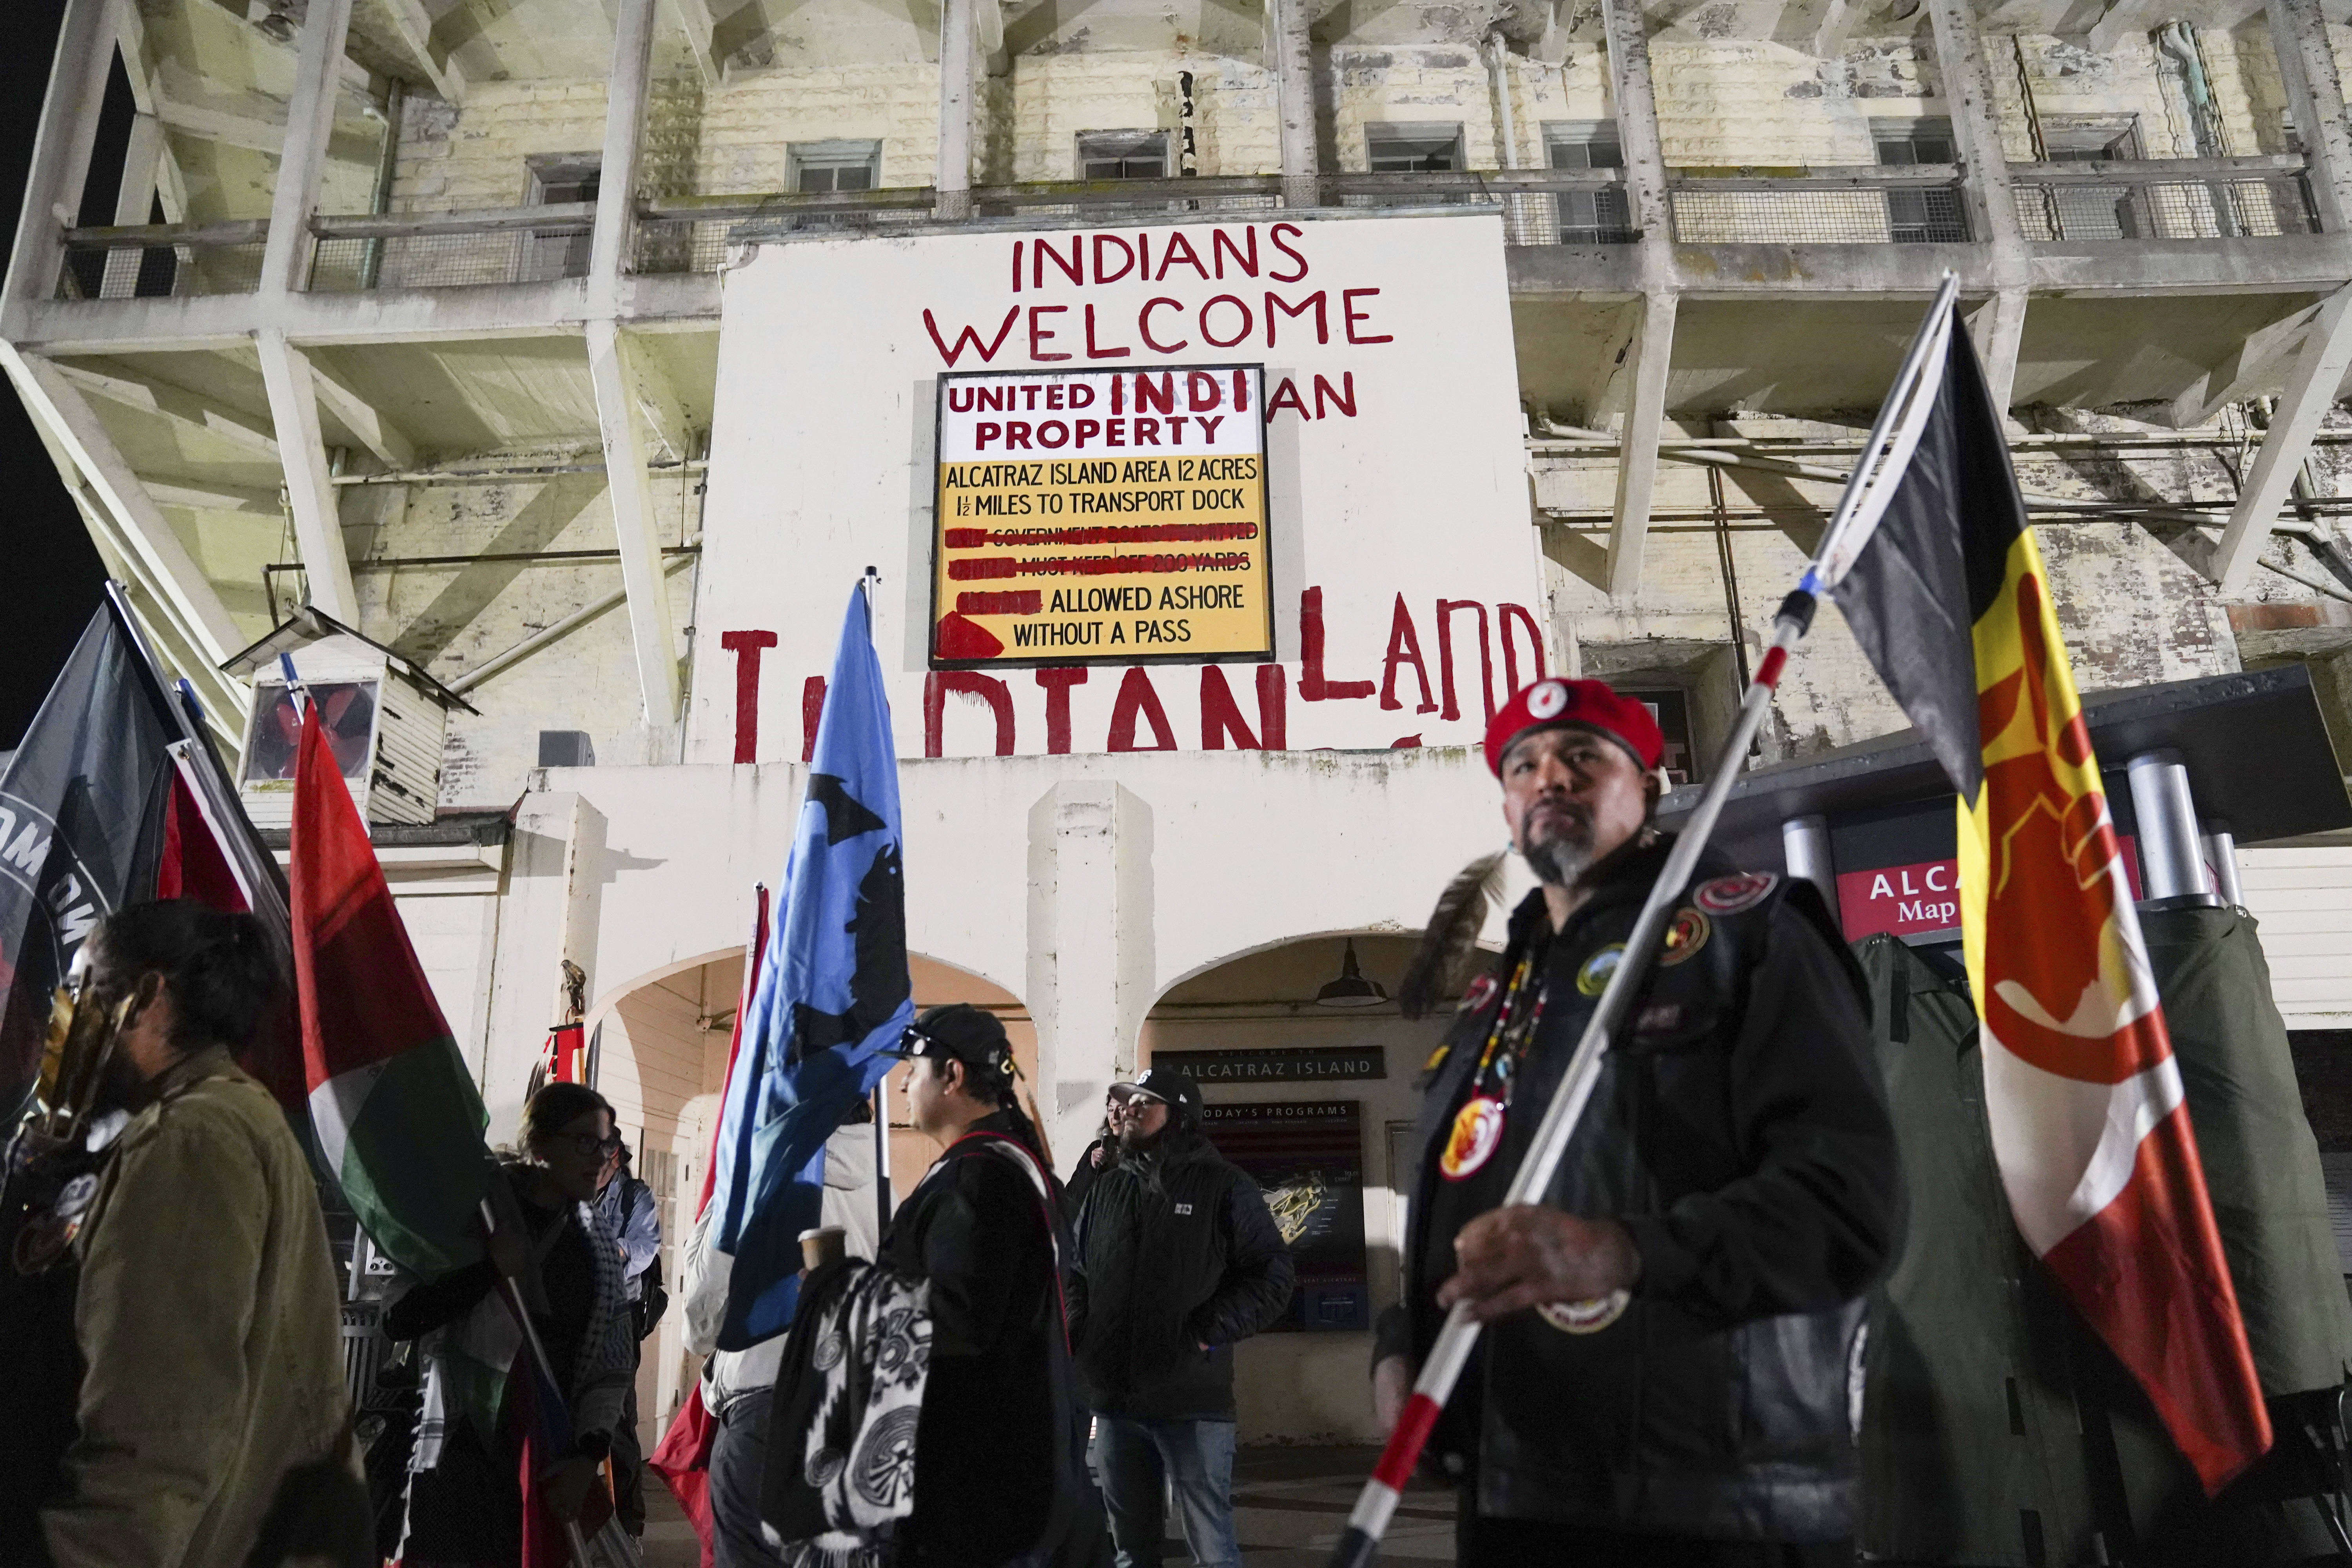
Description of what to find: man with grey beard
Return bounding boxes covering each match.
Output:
[1373,677,1900,1568]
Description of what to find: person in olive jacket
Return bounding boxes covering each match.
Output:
[1374,677,1900,1568]
[1067,1068,1294,1568]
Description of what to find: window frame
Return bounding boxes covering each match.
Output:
[1075,129,1172,181]
[788,139,884,195]
[1365,121,1466,174]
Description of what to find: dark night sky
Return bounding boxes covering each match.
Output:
[3,0,112,749]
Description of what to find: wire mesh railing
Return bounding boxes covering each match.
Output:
[54,219,270,299]
[2008,157,2319,240]
[48,154,2326,307]
[305,201,600,290]
[1666,167,1970,244]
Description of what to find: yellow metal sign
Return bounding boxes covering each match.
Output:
[931,365,1272,668]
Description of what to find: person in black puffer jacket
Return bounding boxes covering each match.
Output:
[1067,1067,1294,1568]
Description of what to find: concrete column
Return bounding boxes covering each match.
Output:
[98,113,164,298]
[252,0,359,624]
[5,345,243,665]
[1607,290,1678,597]
[2267,0,2352,232]
[2205,282,2352,595]
[1026,780,1155,1165]
[1599,0,1670,244]
[586,318,685,733]
[588,0,657,315]
[1926,0,2030,417]
[2,0,119,324]
[1970,286,2030,417]
[2126,750,2215,902]
[1599,0,1677,597]
[935,0,975,220]
[255,329,360,621]
[1270,0,1319,207]
[1781,814,1842,928]
[483,791,608,1136]
[258,0,356,296]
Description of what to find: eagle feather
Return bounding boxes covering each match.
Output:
[1398,849,1507,1020]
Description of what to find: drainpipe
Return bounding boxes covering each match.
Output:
[2157,22,2223,156]
[1486,30,1522,171]
[360,78,405,290]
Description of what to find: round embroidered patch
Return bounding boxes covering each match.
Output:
[1439,1095,1507,1181]
[804,1447,845,1488]
[1575,942,1626,997]
[1694,871,1779,916]
[1658,907,1710,966]
[1525,679,1569,719]
[1460,973,1500,1014]
[1537,1289,1631,1335]
[812,1332,846,1373]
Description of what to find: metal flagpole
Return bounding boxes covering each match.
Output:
[1326,271,1961,1568]
[481,1198,600,1568]
[857,564,896,1240]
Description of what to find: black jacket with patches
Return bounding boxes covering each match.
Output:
[1376,834,1901,1542]
[1068,1130,1297,1420]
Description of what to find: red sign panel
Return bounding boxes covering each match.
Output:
[1838,841,2147,942]
[1838,860,1963,940]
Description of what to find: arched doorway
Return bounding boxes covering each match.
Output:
[1138,933,1443,1445]
[588,948,1039,1439]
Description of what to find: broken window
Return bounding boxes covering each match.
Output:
[1077,131,1170,180]
[1544,122,1632,244]
[1367,123,1464,173]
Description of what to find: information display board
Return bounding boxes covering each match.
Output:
[932,366,1272,667]
[1200,1099,1368,1333]
[691,211,1545,762]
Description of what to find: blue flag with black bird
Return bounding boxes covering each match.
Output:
[709,583,913,1349]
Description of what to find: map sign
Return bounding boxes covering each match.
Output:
[931,366,1272,668]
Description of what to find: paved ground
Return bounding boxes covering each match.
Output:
[638,1445,1458,1566]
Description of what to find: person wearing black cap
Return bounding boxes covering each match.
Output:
[869,1003,1107,1568]
[1372,677,1901,1567]
[1067,1066,1296,1568]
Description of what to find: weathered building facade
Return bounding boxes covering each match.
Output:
[7,0,2352,1443]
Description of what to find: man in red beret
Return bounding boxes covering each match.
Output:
[1371,677,1900,1566]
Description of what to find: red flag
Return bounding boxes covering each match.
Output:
[648,1387,718,1568]
[290,699,490,1276]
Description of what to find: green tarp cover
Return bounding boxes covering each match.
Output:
[1857,910,2352,1566]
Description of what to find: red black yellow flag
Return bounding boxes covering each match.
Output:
[1830,314,2271,1491]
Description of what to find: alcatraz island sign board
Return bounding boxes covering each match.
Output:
[1148,1045,1385,1084]
[689,210,1543,762]
[931,365,1273,668]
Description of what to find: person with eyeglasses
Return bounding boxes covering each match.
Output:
[385,1081,639,1567]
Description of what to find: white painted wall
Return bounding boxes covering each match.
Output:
[685,211,1550,767]
[2239,843,2352,1028]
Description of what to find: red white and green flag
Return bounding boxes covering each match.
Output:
[290,692,490,1276]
